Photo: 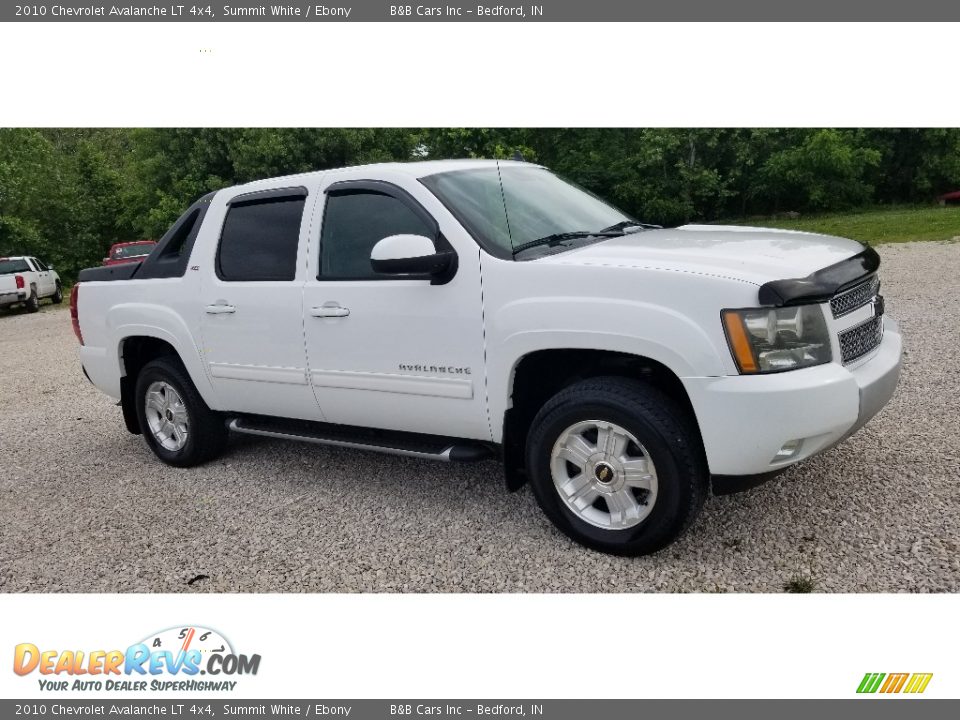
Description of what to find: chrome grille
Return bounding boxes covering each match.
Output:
[831,275,880,318]
[839,315,883,364]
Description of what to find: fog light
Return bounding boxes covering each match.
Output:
[772,439,803,463]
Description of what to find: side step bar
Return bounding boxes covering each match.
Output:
[227,417,493,463]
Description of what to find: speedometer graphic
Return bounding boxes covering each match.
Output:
[138,626,234,658]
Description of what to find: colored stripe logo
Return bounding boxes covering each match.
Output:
[857,672,933,694]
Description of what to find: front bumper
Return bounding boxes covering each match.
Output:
[683,316,902,477]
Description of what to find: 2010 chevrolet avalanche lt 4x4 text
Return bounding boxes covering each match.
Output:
[73,160,902,555]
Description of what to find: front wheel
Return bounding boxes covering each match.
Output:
[135,357,228,467]
[51,282,63,304]
[526,377,708,556]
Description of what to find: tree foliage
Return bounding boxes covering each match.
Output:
[1,128,958,282]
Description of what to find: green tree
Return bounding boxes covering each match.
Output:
[0,129,54,256]
[1,127,956,286]
[754,129,882,212]
[124,128,420,236]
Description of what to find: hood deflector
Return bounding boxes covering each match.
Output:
[758,246,880,307]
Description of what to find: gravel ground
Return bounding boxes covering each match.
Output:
[1,242,958,593]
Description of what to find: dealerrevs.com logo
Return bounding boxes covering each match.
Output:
[13,626,261,693]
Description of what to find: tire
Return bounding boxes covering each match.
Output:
[134,357,228,467]
[25,288,40,313]
[525,376,708,556]
[51,282,63,304]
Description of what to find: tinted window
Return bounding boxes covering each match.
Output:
[113,244,154,259]
[421,168,511,253]
[32,258,48,271]
[217,196,305,282]
[320,191,434,279]
[0,259,31,275]
[422,165,632,258]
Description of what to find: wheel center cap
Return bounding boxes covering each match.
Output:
[594,462,616,484]
[165,409,174,422]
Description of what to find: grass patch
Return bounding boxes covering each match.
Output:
[783,576,817,593]
[738,205,960,245]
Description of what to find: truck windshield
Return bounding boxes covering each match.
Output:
[0,259,30,275]
[421,164,640,259]
[113,244,154,259]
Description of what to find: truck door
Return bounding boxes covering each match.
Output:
[302,179,490,441]
[198,186,324,421]
[29,258,55,296]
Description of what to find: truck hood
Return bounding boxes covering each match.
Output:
[545,224,866,286]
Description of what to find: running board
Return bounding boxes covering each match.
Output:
[227,416,493,463]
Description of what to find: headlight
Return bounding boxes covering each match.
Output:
[722,305,832,374]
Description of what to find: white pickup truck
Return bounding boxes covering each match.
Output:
[74,159,902,555]
[0,256,63,312]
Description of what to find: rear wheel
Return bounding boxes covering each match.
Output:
[25,289,39,313]
[526,377,708,556]
[51,282,63,304]
[135,357,228,467]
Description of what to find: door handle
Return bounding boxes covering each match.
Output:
[310,304,350,318]
[205,303,236,315]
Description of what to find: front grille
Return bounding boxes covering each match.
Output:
[839,315,883,364]
[831,275,880,318]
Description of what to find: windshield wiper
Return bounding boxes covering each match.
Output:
[513,220,661,257]
[513,230,627,257]
[599,220,659,234]
[512,232,597,256]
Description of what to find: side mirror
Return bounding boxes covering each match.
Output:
[47,264,54,270]
[370,234,454,279]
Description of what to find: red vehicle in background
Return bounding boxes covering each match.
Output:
[103,240,156,266]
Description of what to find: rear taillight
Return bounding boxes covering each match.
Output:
[15,274,24,290]
[70,284,83,345]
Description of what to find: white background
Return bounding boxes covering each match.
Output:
[2,594,957,699]
[0,20,957,700]
[0,22,958,127]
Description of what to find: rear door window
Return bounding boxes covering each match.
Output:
[217,193,307,282]
[0,259,31,275]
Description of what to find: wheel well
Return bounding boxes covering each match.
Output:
[121,336,179,379]
[502,349,699,491]
[118,336,180,435]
